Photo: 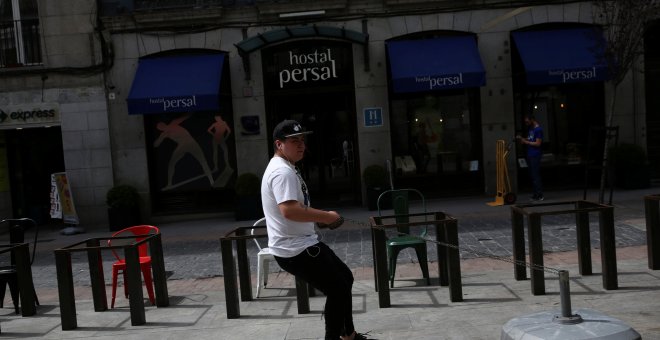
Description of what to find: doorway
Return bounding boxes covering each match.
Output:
[645,20,660,180]
[266,91,360,206]
[4,127,65,223]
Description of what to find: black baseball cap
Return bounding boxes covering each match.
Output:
[273,120,313,141]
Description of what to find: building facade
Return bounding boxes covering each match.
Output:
[1,0,656,229]
[0,0,112,227]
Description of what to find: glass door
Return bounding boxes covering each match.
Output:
[267,91,360,206]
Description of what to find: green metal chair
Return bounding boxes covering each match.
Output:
[377,189,430,288]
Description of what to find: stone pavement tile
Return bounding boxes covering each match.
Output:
[2,193,659,339]
[1,252,659,339]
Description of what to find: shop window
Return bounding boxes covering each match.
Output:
[390,90,482,178]
[644,20,660,179]
[0,0,41,68]
[510,24,608,188]
[514,84,605,167]
[145,110,237,213]
[513,83,604,189]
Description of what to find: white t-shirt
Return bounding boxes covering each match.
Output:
[261,156,318,258]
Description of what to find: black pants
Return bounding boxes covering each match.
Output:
[528,154,543,198]
[275,242,354,339]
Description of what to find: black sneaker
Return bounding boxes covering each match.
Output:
[531,195,544,202]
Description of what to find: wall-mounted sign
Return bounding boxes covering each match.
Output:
[0,103,60,129]
[363,107,383,127]
[262,40,354,91]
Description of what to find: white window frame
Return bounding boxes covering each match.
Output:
[1,0,40,67]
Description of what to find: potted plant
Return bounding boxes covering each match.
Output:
[235,172,262,221]
[106,184,141,231]
[363,164,390,211]
[608,143,651,189]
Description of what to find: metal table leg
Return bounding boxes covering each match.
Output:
[55,250,76,330]
[373,227,390,308]
[221,239,240,318]
[445,219,463,302]
[511,208,527,280]
[149,233,170,307]
[599,207,618,290]
[125,246,146,326]
[86,239,107,312]
[528,213,545,295]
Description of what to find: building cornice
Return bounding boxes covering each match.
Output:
[101,0,580,34]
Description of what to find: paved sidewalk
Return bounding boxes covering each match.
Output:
[0,187,659,338]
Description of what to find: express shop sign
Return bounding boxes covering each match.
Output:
[0,103,60,128]
[264,43,352,90]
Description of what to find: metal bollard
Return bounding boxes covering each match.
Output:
[501,270,641,340]
[553,270,582,324]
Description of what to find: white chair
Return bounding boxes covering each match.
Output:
[252,217,275,298]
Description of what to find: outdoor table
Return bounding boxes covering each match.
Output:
[53,232,169,330]
[370,211,463,308]
[644,194,660,270]
[220,225,311,319]
[0,243,36,317]
[511,200,617,295]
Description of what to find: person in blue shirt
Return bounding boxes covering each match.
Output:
[517,115,544,201]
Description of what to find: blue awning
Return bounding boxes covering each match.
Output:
[127,54,225,115]
[511,28,610,85]
[386,36,486,93]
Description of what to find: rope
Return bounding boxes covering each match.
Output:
[341,216,561,275]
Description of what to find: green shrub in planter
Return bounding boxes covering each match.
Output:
[608,143,651,189]
[363,165,390,211]
[235,173,261,197]
[107,185,140,208]
[106,185,141,231]
[234,173,262,221]
[363,165,388,189]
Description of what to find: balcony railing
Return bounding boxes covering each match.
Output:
[0,19,42,68]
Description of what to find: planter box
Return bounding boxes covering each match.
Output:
[610,163,651,190]
[108,206,141,232]
[620,165,651,189]
[235,195,263,221]
[366,187,392,211]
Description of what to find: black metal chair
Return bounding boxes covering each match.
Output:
[0,218,39,314]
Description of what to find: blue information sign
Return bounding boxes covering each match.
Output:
[364,107,383,127]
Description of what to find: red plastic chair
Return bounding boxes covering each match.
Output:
[107,225,159,308]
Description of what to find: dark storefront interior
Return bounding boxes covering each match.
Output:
[644,20,660,180]
[388,90,484,197]
[385,32,485,197]
[262,40,361,206]
[266,91,360,206]
[3,127,65,223]
[511,24,607,191]
[127,50,237,214]
[145,110,237,213]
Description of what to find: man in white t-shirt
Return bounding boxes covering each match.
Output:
[261,120,371,340]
